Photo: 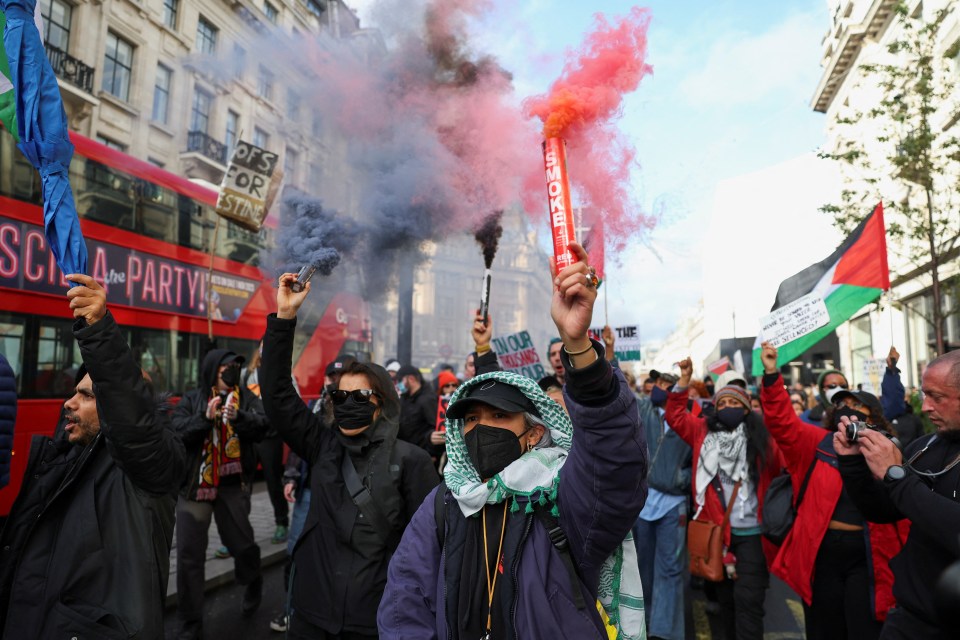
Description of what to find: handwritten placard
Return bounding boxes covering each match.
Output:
[216,141,280,232]
[588,325,641,361]
[491,331,547,380]
[759,294,830,348]
[861,358,885,396]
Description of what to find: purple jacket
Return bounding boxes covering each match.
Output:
[378,363,647,639]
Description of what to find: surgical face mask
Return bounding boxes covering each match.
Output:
[334,397,377,431]
[464,424,529,480]
[824,385,848,404]
[716,407,747,430]
[395,381,407,396]
[649,385,668,408]
[833,406,869,428]
[220,364,240,388]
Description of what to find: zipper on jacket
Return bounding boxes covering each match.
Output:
[509,512,534,640]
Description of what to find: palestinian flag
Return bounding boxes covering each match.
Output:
[707,356,731,381]
[751,203,889,375]
[0,4,43,141]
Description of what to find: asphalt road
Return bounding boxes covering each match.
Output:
[166,562,804,640]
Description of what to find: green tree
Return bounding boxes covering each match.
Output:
[820,2,960,356]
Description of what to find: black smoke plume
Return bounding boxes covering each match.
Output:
[474,210,503,269]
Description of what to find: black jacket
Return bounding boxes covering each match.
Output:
[260,314,438,635]
[172,348,269,500]
[0,312,185,639]
[0,353,15,489]
[840,433,960,632]
[398,383,438,453]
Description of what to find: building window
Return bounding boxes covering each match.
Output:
[256,66,273,100]
[196,16,218,54]
[102,31,134,101]
[162,0,178,30]
[39,0,71,52]
[148,157,165,168]
[304,0,324,18]
[95,134,126,151]
[225,110,239,157]
[232,44,246,80]
[264,1,278,23]
[190,88,212,134]
[286,89,300,121]
[253,127,269,149]
[284,148,298,184]
[152,64,172,124]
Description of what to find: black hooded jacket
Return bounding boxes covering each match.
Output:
[0,312,185,639]
[171,348,269,500]
[260,314,438,636]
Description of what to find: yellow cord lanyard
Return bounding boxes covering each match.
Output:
[482,502,509,640]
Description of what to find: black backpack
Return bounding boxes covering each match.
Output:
[761,457,816,546]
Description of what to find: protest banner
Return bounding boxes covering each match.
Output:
[759,293,830,349]
[491,331,547,380]
[215,140,281,232]
[588,325,641,361]
[861,358,885,396]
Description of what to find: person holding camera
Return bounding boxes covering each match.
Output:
[837,349,960,639]
[758,342,907,640]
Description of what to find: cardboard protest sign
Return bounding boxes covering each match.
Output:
[861,358,885,396]
[759,293,830,348]
[588,325,641,361]
[216,141,281,232]
[491,331,547,380]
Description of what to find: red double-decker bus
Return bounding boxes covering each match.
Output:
[0,131,371,514]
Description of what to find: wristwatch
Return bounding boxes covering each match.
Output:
[884,465,907,482]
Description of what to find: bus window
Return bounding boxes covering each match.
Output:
[32,317,81,398]
[0,314,26,387]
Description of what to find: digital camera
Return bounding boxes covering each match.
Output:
[845,421,901,449]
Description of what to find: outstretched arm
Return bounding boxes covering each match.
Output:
[67,275,185,496]
[664,357,706,445]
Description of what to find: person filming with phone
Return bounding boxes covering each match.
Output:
[836,350,960,639]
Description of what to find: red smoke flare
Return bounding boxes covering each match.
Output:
[523,7,655,252]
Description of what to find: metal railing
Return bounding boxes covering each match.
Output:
[45,44,95,93]
[186,130,228,164]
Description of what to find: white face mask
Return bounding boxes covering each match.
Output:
[824,386,845,404]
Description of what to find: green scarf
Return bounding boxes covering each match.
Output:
[443,371,646,640]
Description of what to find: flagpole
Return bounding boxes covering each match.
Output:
[206,216,221,342]
[604,273,609,327]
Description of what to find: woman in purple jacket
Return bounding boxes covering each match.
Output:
[378,244,649,640]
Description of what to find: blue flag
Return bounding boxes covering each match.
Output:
[1,0,87,279]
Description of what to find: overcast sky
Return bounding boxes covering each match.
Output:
[350,0,835,343]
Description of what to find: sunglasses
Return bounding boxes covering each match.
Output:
[824,383,849,390]
[331,389,380,405]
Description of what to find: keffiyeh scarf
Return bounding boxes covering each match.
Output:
[694,424,749,519]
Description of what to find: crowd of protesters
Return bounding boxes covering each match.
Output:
[0,243,959,640]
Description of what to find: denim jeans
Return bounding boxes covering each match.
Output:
[633,502,686,640]
[287,488,312,557]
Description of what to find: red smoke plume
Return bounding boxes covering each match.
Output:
[523,7,655,252]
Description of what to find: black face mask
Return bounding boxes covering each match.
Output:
[649,385,668,407]
[716,407,747,430]
[464,424,529,480]
[834,406,869,428]
[220,364,241,388]
[334,397,378,431]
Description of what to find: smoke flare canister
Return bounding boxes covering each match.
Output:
[542,138,578,271]
[291,265,317,293]
[479,268,492,324]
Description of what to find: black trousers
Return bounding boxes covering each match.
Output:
[176,482,261,636]
[258,434,290,527]
[880,606,950,640]
[286,612,377,640]
[716,533,769,640]
[803,529,882,640]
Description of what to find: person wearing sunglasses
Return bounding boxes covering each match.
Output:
[259,273,439,640]
[836,348,960,640]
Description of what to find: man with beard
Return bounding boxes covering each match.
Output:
[547,337,566,386]
[838,350,960,639]
[0,274,185,639]
[172,348,270,639]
